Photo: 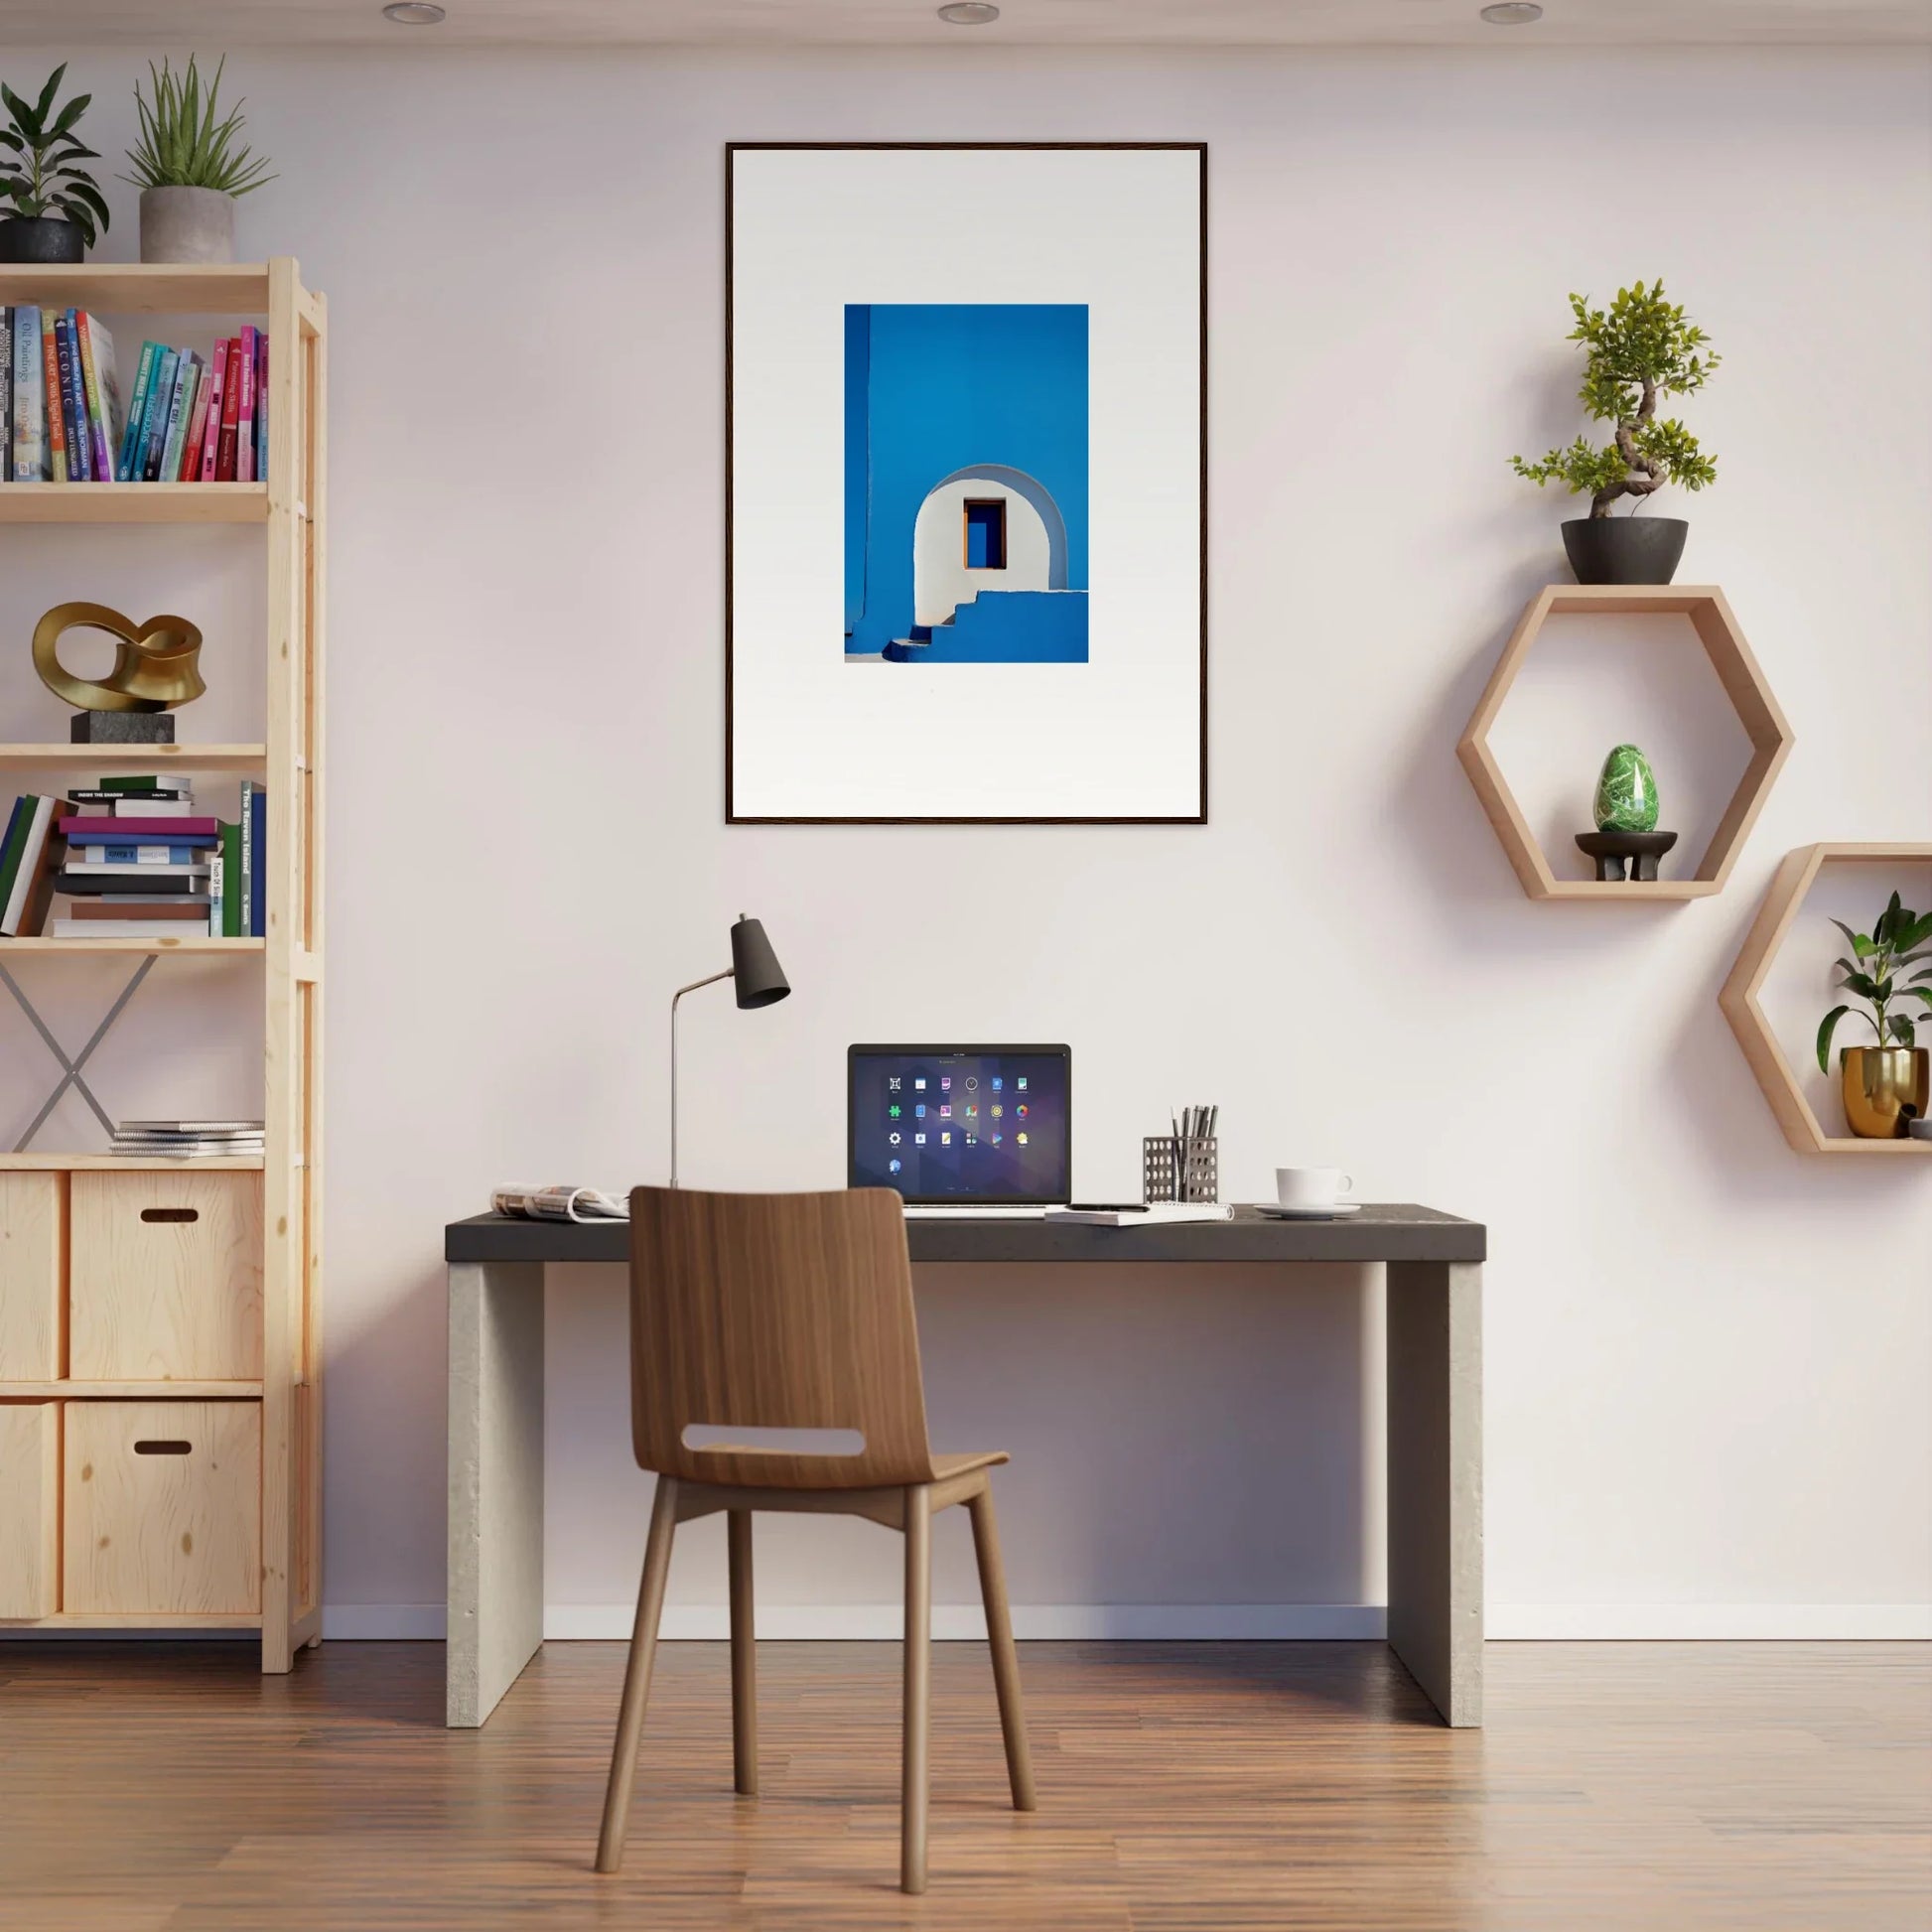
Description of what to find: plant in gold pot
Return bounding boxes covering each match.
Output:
[123,56,274,265]
[1816,893,1932,1139]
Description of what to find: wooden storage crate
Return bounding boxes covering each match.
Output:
[64,1401,261,1615]
[0,1173,65,1380]
[69,1172,263,1382]
[0,1402,61,1618]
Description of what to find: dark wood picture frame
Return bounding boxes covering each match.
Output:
[725,141,1209,826]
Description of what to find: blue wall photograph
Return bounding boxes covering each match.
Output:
[844,304,1090,665]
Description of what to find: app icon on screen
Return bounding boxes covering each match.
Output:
[1016,1104,1029,1120]
[965,1076,978,1091]
[990,1132,1003,1146]
[915,1104,926,1118]
[965,1134,977,1146]
[914,1134,926,1145]
[889,1158,902,1173]
[914,1077,926,1090]
[939,1105,951,1118]
[889,1104,901,1118]
[940,1076,952,1091]
[964,1105,977,1119]
[941,1132,951,1146]
[889,1132,901,1145]
[992,1076,1003,1092]
[889,1076,902,1091]
[1017,1133,1028,1145]
[1017,1076,1029,1091]
[991,1104,1003,1119]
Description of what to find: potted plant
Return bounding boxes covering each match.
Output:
[1817,893,1932,1138]
[0,66,109,264]
[1511,281,1719,586]
[123,57,274,265]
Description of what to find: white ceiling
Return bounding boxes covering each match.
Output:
[9,0,1930,46]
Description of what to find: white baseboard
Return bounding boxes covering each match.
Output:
[312,1601,1932,1643]
[1488,1603,1932,1640]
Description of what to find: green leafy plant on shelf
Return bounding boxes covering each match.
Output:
[0,65,110,245]
[1512,281,1719,518]
[123,56,275,197]
[1816,893,1932,1069]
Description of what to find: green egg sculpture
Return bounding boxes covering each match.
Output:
[1594,744,1659,833]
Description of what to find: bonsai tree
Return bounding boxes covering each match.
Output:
[1512,281,1718,518]
[123,57,275,201]
[0,65,110,247]
[1817,892,1932,1071]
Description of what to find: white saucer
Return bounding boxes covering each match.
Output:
[1251,1201,1361,1219]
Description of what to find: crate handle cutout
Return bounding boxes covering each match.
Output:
[140,1207,200,1224]
[681,1424,865,1456]
[133,1440,193,1455]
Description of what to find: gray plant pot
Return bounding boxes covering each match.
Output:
[1561,516,1689,586]
[139,186,236,265]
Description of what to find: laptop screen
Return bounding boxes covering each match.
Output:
[848,1044,1071,1204]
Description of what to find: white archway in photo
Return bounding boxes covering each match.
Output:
[911,465,1069,629]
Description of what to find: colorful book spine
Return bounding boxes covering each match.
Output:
[118,340,159,481]
[60,815,219,839]
[247,784,266,939]
[159,353,200,485]
[0,308,11,475]
[198,340,228,481]
[235,327,258,485]
[0,796,59,936]
[55,314,89,482]
[254,333,268,481]
[138,347,180,483]
[219,821,242,937]
[12,307,45,480]
[76,313,120,483]
[179,357,212,481]
[74,842,211,863]
[215,338,242,481]
[40,311,67,484]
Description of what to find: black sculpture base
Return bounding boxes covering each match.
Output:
[70,711,175,744]
[1576,829,1679,882]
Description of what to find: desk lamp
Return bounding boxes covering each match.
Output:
[669,914,790,1186]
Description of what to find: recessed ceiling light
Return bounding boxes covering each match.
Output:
[1479,1,1543,20]
[938,2,1001,23]
[382,1,447,21]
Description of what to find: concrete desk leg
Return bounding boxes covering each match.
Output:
[448,1260,546,1727]
[1386,1260,1483,1726]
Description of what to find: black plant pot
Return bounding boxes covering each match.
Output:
[1561,516,1688,586]
[0,215,86,264]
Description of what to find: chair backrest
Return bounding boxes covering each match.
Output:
[626,1185,939,1490]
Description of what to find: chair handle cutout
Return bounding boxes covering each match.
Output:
[133,1440,193,1455]
[141,1207,200,1224]
[680,1424,866,1457]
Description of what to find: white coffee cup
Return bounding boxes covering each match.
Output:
[1276,1167,1353,1210]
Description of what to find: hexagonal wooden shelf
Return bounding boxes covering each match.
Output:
[1457,585,1795,900]
[1720,842,1932,1158]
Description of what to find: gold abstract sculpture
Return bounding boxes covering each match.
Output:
[33,602,206,713]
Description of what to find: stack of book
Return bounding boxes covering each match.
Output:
[0,775,267,938]
[111,1119,265,1160]
[2,308,267,484]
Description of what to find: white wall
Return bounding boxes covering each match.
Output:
[3,44,1929,1640]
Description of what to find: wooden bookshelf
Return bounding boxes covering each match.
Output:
[0,745,267,768]
[0,260,325,1672]
[0,483,267,524]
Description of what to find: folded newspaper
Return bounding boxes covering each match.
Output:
[491,1184,630,1223]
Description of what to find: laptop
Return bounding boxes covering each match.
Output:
[848,1044,1071,1217]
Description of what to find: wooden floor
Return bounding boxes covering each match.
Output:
[0,1640,1926,1930]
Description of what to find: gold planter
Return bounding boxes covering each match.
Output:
[1840,1045,1930,1139]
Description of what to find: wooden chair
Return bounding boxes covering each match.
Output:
[595,1185,1036,1894]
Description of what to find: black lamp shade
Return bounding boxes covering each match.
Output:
[730,915,790,1009]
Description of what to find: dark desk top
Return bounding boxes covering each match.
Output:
[446,1203,1483,1267]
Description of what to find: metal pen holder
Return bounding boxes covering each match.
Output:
[1143,1135,1218,1205]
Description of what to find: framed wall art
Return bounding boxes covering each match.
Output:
[726,142,1207,824]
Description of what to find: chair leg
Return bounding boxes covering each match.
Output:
[901,1483,932,1895]
[728,1508,758,1796]
[967,1484,1037,1812]
[595,1475,680,1874]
